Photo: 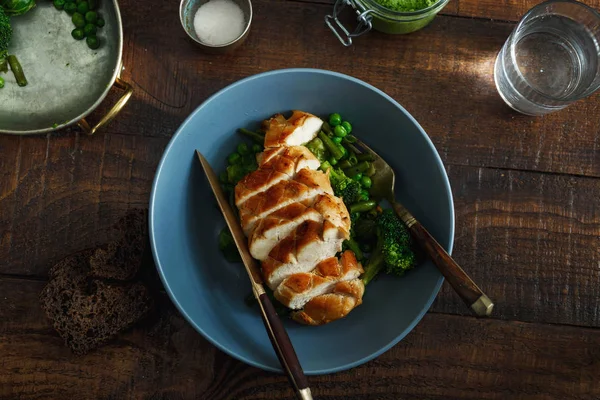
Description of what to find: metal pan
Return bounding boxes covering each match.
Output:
[0,0,132,135]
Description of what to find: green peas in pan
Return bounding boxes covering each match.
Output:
[77,1,89,13]
[328,113,342,127]
[86,35,100,49]
[71,28,85,40]
[332,136,342,144]
[83,23,97,36]
[85,11,97,23]
[72,12,85,28]
[65,2,77,14]
[54,0,65,10]
[96,17,105,27]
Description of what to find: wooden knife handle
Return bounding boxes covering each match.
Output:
[392,202,494,317]
[257,292,313,400]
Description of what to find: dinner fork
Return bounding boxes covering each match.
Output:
[352,138,494,317]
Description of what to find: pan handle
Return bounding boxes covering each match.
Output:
[77,77,133,136]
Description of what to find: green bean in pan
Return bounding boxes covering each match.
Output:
[349,200,377,213]
[343,134,358,144]
[343,160,370,177]
[318,131,344,160]
[337,159,353,169]
[7,55,26,87]
[238,128,265,144]
[322,121,333,135]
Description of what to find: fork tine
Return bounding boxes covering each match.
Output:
[353,137,377,157]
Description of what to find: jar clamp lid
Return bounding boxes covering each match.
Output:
[325,0,376,46]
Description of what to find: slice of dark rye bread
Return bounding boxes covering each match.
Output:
[89,208,148,281]
[40,209,153,355]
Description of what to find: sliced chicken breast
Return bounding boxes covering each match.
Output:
[235,169,289,207]
[249,204,322,261]
[258,146,321,173]
[274,251,363,309]
[263,111,323,148]
[261,220,345,290]
[291,279,365,326]
[238,169,333,235]
[313,194,351,236]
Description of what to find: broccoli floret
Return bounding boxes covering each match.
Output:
[362,209,416,285]
[0,8,11,73]
[305,137,327,163]
[321,161,362,205]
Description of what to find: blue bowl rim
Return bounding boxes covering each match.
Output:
[149,67,455,375]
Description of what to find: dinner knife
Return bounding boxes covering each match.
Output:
[196,150,314,400]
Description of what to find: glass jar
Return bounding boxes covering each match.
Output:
[326,0,451,46]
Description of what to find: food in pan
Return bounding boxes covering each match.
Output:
[218,110,418,325]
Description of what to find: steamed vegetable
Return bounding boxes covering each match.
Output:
[1,0,36,16]
[0,7,11,72]
[362,209,416,285]
[7,54,26,86]
[320,160,362,206]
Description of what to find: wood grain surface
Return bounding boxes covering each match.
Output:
[2,0,600,398]
[1,277,599,400]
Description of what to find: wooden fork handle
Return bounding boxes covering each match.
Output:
[392,202,494,317]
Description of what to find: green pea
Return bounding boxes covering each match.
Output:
[0,76,4,88]
[237,142,250,156]
[77,1,89,14]
[72,12,85,28]
[332,136,342,144]
[334,125,347,138]
[360,176,372,188]
[87,0,98,9]
[252,144,262,153]
[83,23,96,36]
[352,173,363,182]
[53,0,65,10]
[64,2,77,14]
[341,121,352,134]
[71,28,85,40]
[86,35,100,49]
[360,189,370,200]
[328,113,342,127]
[329,157,338,166]
[85,10,97,23]
[228,152,241,165]
[96,15,105,27]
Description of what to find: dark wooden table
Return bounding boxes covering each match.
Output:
[2,0,600,398]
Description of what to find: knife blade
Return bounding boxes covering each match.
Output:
[195,150,313,400]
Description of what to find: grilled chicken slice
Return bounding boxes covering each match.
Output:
[238,169,333,236]
[258,146,320,174]
[248,193,350,261]
[261,220,346,290]
[235,169,289,207]
[263,111,323,148]
[275,251,363,309]
[249,204,322,261]
[291,279,365,326]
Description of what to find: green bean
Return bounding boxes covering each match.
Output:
[7,56,27,87]
[347,152,358,166]
[344,238,363,261]
[321,121,333,135]
[0,76,4,88]
[345,142,361,155]
[364,162,377,177]
[318,131,344,160]
[357,153,375,162]
[337,159,353,169]
[238,128,265,144]
[349,200,377,213]
[343,161,370,177]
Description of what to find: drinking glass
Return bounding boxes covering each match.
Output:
[494,0,600,115]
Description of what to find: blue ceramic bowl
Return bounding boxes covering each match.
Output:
[149,68,454,375]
